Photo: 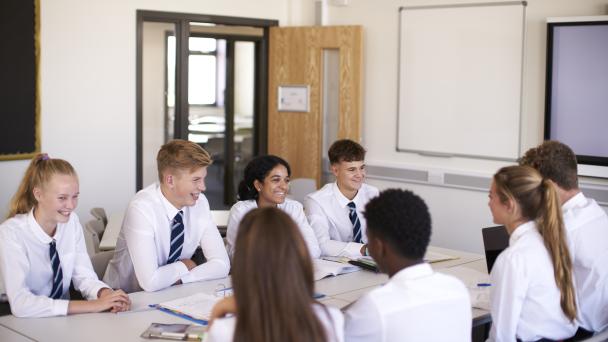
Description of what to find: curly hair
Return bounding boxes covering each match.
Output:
[363,189,431,259]
[518,140,578,190]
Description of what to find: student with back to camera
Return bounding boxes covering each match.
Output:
[344,189,471,341]
[207,207,343,342]
[225,155,320,258]
[487,165,577,341]
[0,153,131,317]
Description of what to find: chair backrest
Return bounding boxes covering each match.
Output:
[83,220,101,256]
[90,250,114,280]
[287,178,317,204]
[90,207,108,226]
[87,218,106,239]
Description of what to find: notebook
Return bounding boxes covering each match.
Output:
[313,259,360,280]
[481,225,509,273]
[153,292,222,325]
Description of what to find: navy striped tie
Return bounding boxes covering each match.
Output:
[49,240,64,299]
[167,210,184,264]
[348,202,363,243]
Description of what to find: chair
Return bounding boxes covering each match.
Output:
[287,178,317,204]
[90,207,108,227]
[90,251,114,280]
[83,220,101,256]
[87,218,106,240]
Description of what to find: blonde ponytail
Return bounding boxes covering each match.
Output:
[538,179,577,321]
[494,166,577,321]
[7,154,76,218]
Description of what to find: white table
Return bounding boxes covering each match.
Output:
[0,324,34,342]
[0,247,489,341]
[99,210,231,251]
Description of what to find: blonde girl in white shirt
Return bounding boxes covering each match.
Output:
[226,155,321,258]
[488,165,577,341]
[0,154,130,317]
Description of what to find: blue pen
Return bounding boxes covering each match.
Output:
[477,283,491,287]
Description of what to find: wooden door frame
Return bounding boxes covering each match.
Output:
[268,26,363,186]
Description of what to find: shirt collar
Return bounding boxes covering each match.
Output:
[561,191,585,212]
[332,182,361,208]
[156,183,183,222]
[27,208,61,244]
[391,262,434,282]
[509,220,536,246]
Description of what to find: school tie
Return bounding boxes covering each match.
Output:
[167,210,185,264]
[49,240,64,299]
[347,202,363,243]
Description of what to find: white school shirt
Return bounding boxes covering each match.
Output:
[562,192,608,332]
[206,303,344,342]
[344,263,471,342]
[488,221,577,342]
[304,182,379,257]
[0,210,108,317]
[103,183,230,293]
[225,199,321,258]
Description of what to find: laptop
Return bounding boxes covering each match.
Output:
[481,225,509,273]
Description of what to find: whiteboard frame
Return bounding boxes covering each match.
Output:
[395,1,527,161]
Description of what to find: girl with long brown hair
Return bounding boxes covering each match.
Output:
[0,154,130,317]
[487,165,577,341]
[207,207,343,342]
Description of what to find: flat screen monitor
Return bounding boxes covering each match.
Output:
[481,225,509,273]
[545,17,608,176]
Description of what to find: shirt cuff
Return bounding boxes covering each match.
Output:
[52,299,70,316]
[175,261,192,283]
[341,242,365,257]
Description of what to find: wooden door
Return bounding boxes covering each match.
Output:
[268,26,362,186]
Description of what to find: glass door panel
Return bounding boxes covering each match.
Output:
[142,21,176,188]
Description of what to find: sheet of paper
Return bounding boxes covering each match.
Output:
[159,293,221,321]
[424,250,459,263]
[313,259,359,281]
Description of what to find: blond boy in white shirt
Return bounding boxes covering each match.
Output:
[104,140,229,292]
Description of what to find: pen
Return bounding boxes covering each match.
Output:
[477,283,491,287]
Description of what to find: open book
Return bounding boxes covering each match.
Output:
[424,250,459,263]
[314,259,360,281]
[154,292,222,325]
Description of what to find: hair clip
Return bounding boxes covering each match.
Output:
[40,153,50,161]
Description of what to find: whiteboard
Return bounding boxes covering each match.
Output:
[397,2,526,160]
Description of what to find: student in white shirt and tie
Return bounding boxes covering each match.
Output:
[225,155,321,258]
[344,189,471,342]
[207,207,343,342]
[519,141,608,337]
[0,154,130,317]
[104,140,229,293]
[487,165,577,341]
[304,139,379,257]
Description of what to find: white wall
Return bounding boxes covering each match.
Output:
[324,0,608,253]
[0,0,296,219]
